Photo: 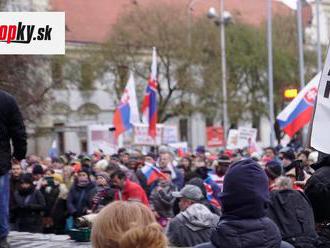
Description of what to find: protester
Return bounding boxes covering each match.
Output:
[166,185,219,247]
[265,160,283,190]
[90,172,115,213]
[196,159,284,248]
[111,169,149,206]
[0,90,27,248]
[281,149,296,173]
[9,163,23,228]
[91,201,167,248]
[149,169,176,227]
[12,173,46,233]
[267,176,319,247]
[158,151,184,189]
[305,155,330,247]
[67,169,97,219]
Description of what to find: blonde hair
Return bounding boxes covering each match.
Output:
[91,201,166,248]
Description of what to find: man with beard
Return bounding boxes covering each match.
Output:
[12,173,46,233]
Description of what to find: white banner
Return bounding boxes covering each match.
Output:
[133,124,162,146]
[0,12,65,54]
[311,47,330,153]
[226,129,239,150]
[237,127,257,149]
[87,125,121,155]
[162,125,179,144]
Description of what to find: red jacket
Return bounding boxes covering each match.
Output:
[115,179,149,206]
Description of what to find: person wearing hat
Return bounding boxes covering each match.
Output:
[166,185,220,247]
[89,172,115,213]
[12,173,46,233]
[67,169,97,219]
[196,159,285,248]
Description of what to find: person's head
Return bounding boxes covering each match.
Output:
[264,147,276,160]
[145,152,156,164]
[32,164,44,180]
[281,150,295,167]
[120,152,130,165]
[52,158,64,170]
[298,150,310,166]
[91,201,163,248]
[27,155,40,166]
[274,176,293,190]
[265,160,283,181]
[172,184,204,211]
[77,169,90,185]
[110,169,126,190]
[220,159,269,219]
[11,163,22,178]
[159,152,172,169]
[179,157,192,170]
[18,173,34,195]
[215,155,231,177]
[94,159,109,174]
[127,155,140,171]
[96,172,110,187]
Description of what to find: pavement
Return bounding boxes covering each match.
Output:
[8,231,91,248]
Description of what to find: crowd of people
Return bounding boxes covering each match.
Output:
[3,144,330,248]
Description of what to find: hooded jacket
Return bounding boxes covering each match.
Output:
[196,159,282,248]
[167,203,219,247]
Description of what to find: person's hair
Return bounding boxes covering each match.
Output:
[91,201,162,248]
[119,223,167,248]
[265,147,276,155]
[275,176,293,190]
[110,169,126,180]
[298,150,310,159]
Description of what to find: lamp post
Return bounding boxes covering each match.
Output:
[267,0,275,147]
[207,0,230,140]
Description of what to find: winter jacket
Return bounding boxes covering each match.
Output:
[114,179,149,206]
[150,181,176,218]
[40,184,60,217]
[13,189,46,233]
[195,217,282,248]
[91,186,115,212]
[267,189,319,248]
[0,90,27,175]
[67,182,97,217]
[305,161,330,223]
[166,203,220,247]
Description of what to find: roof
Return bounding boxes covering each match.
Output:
[50,0,312,44]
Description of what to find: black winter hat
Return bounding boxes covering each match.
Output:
[282,150,296,161]
[32,164,44,175]
[19,173,33,185]
[265,160,283,180]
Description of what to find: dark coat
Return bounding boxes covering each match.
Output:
[40,185,60,216]
[67,182,96,217]
[149,181,176,218]
[13,189,46,233]
[0,90,27,175]
[195,217,281,248]
[305,161,330,223]
[267,189,319,248]
[166,203,220,247]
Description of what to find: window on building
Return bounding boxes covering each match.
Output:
[80,63,94,90]
[52,58,64,88]
[179,119,188,141]
[54,123,65,154]
[80,139,87,153]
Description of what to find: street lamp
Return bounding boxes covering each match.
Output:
[207,1,230,141]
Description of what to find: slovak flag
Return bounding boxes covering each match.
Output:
[277,72,320,137]
[142,47,158,138]
[141,162,168,186]
[113,72,140,137]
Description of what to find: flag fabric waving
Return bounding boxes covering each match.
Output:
[204,176,221,208]
[277,72,320,137]
[141,162,168,186]
[113,72,140,137]
[142,47,158,138]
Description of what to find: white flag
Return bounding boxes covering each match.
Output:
[311,47,330,153]
[125,72,140,125]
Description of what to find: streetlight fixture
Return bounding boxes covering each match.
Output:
[207,1,230,141]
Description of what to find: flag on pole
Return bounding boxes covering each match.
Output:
[142,47,158,138]
[311,47,330,153]
[277,72,320,137]
[141,162,168,186]
[113,72,140,137]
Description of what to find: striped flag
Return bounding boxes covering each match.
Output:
[142,47,158,138]
[141,162,168,186]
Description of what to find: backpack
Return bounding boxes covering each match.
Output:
[267,189,319,248]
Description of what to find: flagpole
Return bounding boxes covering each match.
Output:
[267,0,275,147]
[297,0,305,90]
